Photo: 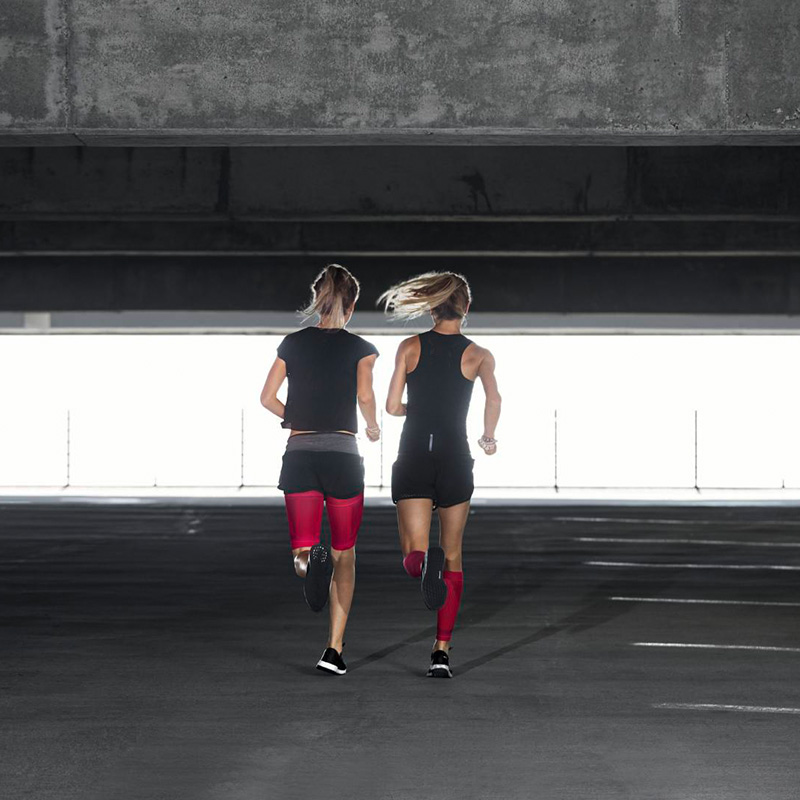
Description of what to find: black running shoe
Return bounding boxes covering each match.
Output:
[421,545,448,610]
[316,647,347,675]
[427,649,452,678]
[304,544,333,612]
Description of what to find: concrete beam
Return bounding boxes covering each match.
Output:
[4,130,800,147]
[4,219,800,255]
[1,1,800,143]
[3,254,800,314]
[5,310,800,333]
[3,146,800,217]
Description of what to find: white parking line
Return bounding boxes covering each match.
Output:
[558,517,707,524]
[558,517,800,526]
[578,536,800,548]
[634,642,800,653]
[586,560,800,571]
[654,703,800,714]
[611,596,800,608]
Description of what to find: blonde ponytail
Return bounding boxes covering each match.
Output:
[301,264,360,327]
[376,271,471,321]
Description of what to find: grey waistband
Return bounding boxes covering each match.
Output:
[285,432,360,455]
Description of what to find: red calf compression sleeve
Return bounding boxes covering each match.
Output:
[402,550,425,578]
[284,490,324,549]
[436,570,464,642]
[325,492,364,551]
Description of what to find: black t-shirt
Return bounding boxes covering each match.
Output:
[277,327,379,433]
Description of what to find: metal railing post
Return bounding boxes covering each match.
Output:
[554,408,559,491]
[65,409,71,488]
[240,408,245,488]
[379,409,384,490]
[693,409,699,491]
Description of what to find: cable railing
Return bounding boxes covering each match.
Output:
[1,406,797,491]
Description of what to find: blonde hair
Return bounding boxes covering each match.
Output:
[376,271,471,321]
[301,264,360,327]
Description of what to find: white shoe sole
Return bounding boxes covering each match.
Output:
[316,660,347,675]
[427,664,453,678]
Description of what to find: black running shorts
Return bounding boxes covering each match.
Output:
[391,452,475,509]
[278,450,365,498]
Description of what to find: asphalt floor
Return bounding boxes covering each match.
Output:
[1,502,798,800]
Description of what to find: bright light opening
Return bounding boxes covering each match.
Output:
[1,333,798,492]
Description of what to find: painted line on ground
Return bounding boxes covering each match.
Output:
[578,536,800,548]
[557,517,800,526]
[634,642,800,653]
[654,703,800,714]
[586,560,800,571]
[611,596,800,608]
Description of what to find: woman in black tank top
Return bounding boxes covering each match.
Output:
[379,271,502,679]
[260,264,380,676]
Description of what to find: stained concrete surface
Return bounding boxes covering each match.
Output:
[9,146,800,218]
[1,503,799,799]
[3,1,800,138]
[0,0,66,129]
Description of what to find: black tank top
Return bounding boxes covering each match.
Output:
[277,327,379,433]
[399,330,475,455]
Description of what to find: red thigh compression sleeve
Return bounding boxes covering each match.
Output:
[325,492,364,551]
[284,490,324,549]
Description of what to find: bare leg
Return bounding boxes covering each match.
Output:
[292,546,311,577]
[396,498,434,556]
[432,500,470,651]
[328,546,355,652]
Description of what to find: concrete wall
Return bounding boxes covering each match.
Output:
[2,1,800,143]
[2,145,800,313]
[4,146,800,216]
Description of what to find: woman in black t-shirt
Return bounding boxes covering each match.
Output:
[260,264,380,676]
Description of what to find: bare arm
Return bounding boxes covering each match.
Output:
[259,357,287,420]
[357,353,380,439]
[477,349,501,454]
[385,340,410,416]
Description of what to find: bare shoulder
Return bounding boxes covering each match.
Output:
[468,342,494,365]
[460,341,492,382]
[399,334,420,349]
[396,334,420,356]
